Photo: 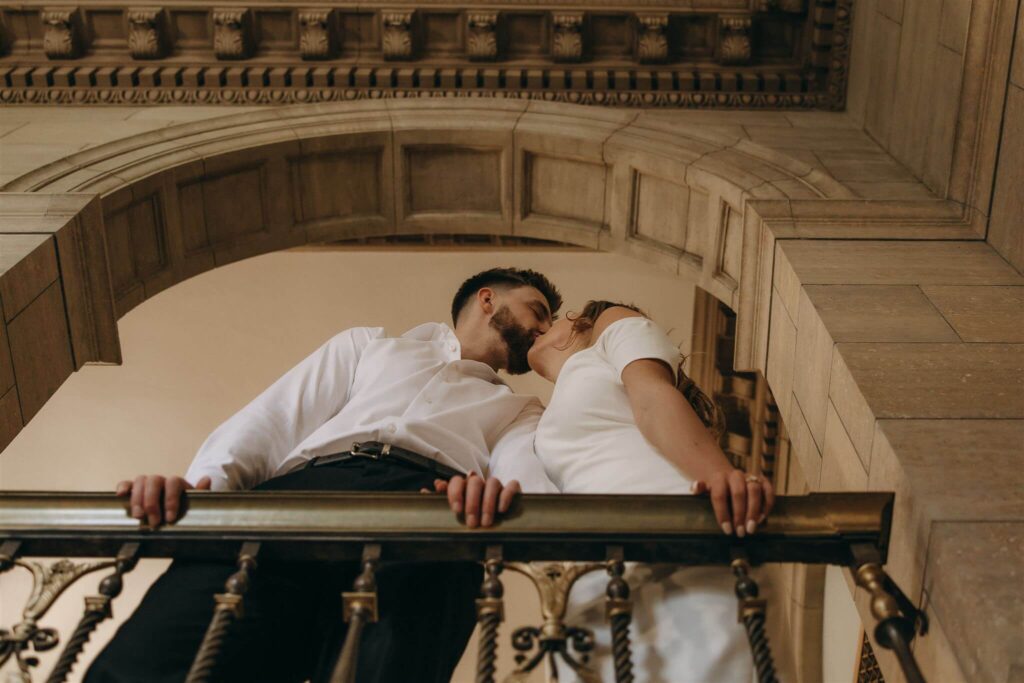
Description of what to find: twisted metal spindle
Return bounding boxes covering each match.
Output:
[185,541,261,683]
[46,543,140,683]
[475,546,504,683]
[605,547,634,683]
[731,558,778,683]
[853,562,927,683]
[330,544,381,683]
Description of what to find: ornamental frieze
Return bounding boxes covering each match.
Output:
[0,0,852,109]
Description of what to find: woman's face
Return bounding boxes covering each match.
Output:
[527,316,580,382]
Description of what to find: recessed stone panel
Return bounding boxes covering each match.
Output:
[717,200,743,283]
[257,10,296,50]
[422,12,462,55]
[505,13,545,57]
[171,10,210,48]
[404,146,503,215]
[591,14,630,56]
[104,194,166,296]
[632,171,691,254]
[524,154,605,229]
[291,150,383,224]
[340,12,376,53]
[192,165,267,246]
[86,9,127,50]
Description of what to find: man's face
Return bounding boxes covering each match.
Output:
[489,286,553,375]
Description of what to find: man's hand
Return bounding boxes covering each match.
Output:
[115,475,212,527]
[691,470,775,537]
[428,472,520,528]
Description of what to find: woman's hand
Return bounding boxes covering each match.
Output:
[691,470,775,536]
[421,472,521,528]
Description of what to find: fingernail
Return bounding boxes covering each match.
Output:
[746,520,757,535]
[167,512,176,523]
[466,514,477,527]
[132,506,142,518]
[453,502,462,514]
[482,515,493,527]
[721,522,733,535]
[736,525,746,538]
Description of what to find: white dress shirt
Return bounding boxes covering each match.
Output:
[186,322,557,493]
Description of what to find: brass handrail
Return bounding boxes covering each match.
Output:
[0,491,892,565]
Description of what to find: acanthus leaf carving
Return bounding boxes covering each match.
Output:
[126,7,168,60]
[213,7,253,60]
[42,7,82,59]
[551,12,584,63]
[635,13,668,64]
[381,10,414,60]
[299,9,336,60]
[466,11,499,61]
[718,15,752,65]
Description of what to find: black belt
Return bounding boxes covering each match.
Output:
[304,441,463,480]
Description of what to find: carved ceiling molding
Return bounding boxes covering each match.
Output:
[0,0,852,109]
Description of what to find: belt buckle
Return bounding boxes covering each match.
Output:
[351,441,391,460]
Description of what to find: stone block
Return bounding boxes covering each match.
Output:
[786,398,821,490]
[792,289,834,448]
[921,285,1024,342]
[878,419,1024,522]
[913,607,968,683]
[864,13,902,148]
[820,400,868,490]
[938,0,971,54]
[845,181,935,199]
[924,522,1023,683]
[780,240,1024,286]
[0,234,59,322]
[837,342,1024,419]
[803,284,959,342]
[1013,6,1024,89]
[988,84,1024,272]
[827,348,876,463]
[766,290,797,426]
[6,281,75,423]
[920,44,964,195]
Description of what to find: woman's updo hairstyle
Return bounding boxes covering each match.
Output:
[566,300,725,438]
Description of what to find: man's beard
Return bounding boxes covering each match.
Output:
[490,306,534,375]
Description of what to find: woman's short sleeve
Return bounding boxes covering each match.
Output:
[597,316,680,381]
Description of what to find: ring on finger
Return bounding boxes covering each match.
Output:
[745,475,761,485]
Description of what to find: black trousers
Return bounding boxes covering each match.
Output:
[85,460,482,683]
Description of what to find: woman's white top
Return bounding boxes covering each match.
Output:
[536,316,694,495]
[535,315,753,683]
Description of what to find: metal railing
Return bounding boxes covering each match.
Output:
[0,491,926,683]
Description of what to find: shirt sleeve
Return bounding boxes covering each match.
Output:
[597,316,680,382]
[487,398,559,494]
[185,326,383,491]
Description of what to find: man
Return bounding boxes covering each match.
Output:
[87,267,561,683]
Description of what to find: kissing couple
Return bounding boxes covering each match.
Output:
[89,267,773,683]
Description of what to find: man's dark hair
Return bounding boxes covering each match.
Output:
[451,268,562,324]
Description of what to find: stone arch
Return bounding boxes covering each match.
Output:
[0,99,851,444]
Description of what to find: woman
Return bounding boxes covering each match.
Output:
[524,300,774,683]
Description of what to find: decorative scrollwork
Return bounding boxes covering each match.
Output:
[502,561,605,682]
[0,558,113,677]
[381,10,414,60]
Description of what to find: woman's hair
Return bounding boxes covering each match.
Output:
[567,300,725,438]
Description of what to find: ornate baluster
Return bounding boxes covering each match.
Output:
[850,544,928,683]
[185,542,261,683]
[330,544,381,683]
[604,546,634,683]
[731,556,778,683]
[45,543,140,683]
[476,545,504,683]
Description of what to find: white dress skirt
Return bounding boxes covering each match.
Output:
[534,316,754,683]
